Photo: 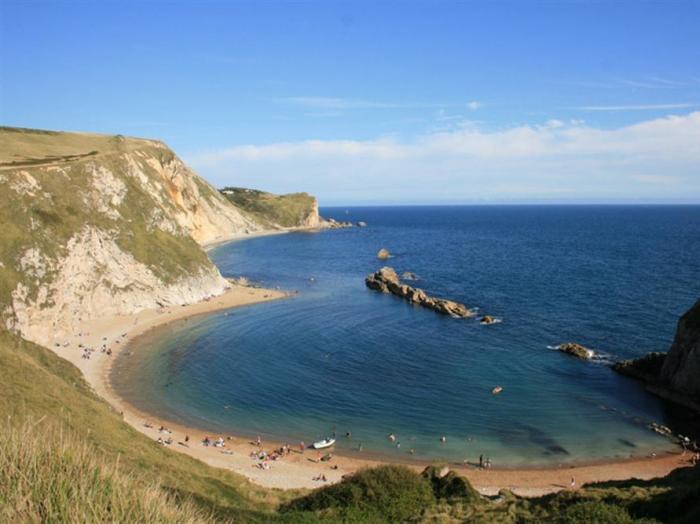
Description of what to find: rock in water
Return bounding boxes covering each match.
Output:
[377,248,391,260]
[365,266,473,318]
[401,271,419,281]
[558,343,594,359]
[480,315,497,325]
[357,221,367,227]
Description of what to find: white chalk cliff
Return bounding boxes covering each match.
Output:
[0,128,265,346]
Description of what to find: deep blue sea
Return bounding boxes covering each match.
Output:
[112,206,700,466]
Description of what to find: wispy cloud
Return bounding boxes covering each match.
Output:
[279,96,402,110]
[567,77,691,90]
[277,96,481,112]
[189,111,700,203]
[576,103,697,111]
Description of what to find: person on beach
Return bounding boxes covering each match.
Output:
[440,436,446,443]
[185,435,189,443]
[256,435,261,447]
[300,441,305,453]
[479,454,484,469]
[570,477,576,489]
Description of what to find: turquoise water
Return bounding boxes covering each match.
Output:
[112,206,700,466]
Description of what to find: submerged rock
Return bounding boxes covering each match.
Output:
[558,342,594,360]
[480,315,497,325]
[365,266,473,318]
[401,271,419,281]
[356,221,367,227]
[377,248,391,260]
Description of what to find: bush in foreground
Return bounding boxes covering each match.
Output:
[282,465,435,522]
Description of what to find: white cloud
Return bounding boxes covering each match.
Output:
[576,103,697,111]
[189,112,700,203]
[466,101,482,110]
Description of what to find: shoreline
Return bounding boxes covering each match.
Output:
[43,277,692,496]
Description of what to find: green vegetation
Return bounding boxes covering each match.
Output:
[1,421,211,523]
[283,465,435,521]
[220,187,317,228]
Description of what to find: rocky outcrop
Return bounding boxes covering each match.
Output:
[0,127,267,346]
[613,352,666,382]
[322,217,353,229]
[377,248,391,260]
[660,300,700,397]
[613,299,700,412]
[365,267,473,318]
[557,342,594,360]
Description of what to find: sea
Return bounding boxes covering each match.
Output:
[111,205,700,467]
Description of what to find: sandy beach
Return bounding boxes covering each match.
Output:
[44,281,692,496]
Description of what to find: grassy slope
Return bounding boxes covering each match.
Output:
[220,187,317,228]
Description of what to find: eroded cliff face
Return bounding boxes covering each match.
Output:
[0,128,262,346]
[660,299,700,398]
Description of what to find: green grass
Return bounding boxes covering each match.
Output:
[1,420,212,523]
[282,465,436,522]
[220,187,317,228]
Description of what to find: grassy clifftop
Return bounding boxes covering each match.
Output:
[220,187,320,228]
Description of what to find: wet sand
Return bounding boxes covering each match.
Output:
[45,281,691,495]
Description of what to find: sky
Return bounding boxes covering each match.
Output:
[1,0,699,204]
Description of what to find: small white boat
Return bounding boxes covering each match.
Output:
[312,438,336,449]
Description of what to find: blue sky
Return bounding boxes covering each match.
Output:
[1,0,699,204]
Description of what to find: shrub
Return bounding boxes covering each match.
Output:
[558,501,635,523]
[282,465,435,522]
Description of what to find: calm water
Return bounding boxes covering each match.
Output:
[112,206,700,466]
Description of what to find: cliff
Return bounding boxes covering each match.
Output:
[0,127,263,346]
[614,299,700,411]
[220,186,322,228]
[661,300,700,396]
